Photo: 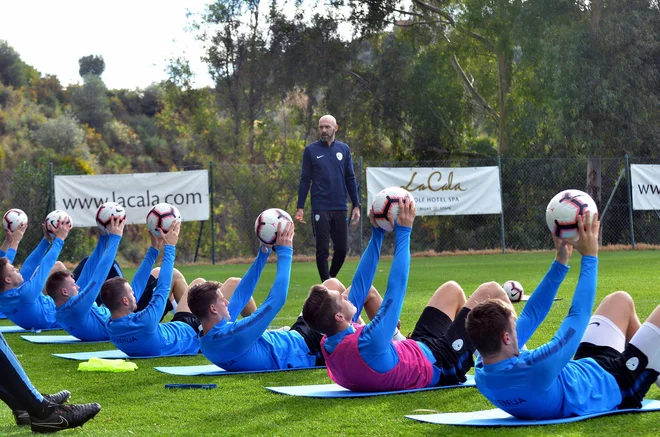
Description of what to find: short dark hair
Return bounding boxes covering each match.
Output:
[302,285,342,336]
[466,299,514,357]
[187,281,221,320]
[100,277,129,312]
[45,270,73,299]
[0,257,9,290]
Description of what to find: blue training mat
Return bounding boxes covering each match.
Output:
[21,335,110,344]
[154,364,325,376]
[405,399,660,426]
[266,375,475,398]
[0,325,61,334]
[52,350,200,360]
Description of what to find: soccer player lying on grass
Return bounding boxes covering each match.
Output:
[0,331,101,432]
[466,212,660,420]
[0,218,71,330]
[302,200,508,392]
[47,221,197,341]
[187,222,328,371]
[101,222,201,357]
[45,216,126,341]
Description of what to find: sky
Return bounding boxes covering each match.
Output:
[0,0,216,90]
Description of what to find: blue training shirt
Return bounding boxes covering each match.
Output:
[296,139,359,211]
[0,248,16,262]
[323,224,438,378]
[201,246,315,371]
[0,238,62,329]
[105,245,200,356]
[474,256,621,419]
[55,234,121,341]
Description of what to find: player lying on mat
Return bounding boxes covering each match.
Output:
[187,222,325,371]
[46,219,205,341]
[302,200,507,392]
[0,219,71,330]
[101,222,202,357]
[467,212,660,419]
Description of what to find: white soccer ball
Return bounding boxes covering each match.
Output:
[3,209,28,232]
[254,208,293,245]
[146,203,181,237]
[45,210,72,238]
[96,202,126,234]
[545,189,598,240]
[371,187,415,232]
[502,280,524,303]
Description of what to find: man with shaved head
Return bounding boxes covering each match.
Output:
[296,114,360,282]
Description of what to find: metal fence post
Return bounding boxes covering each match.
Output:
[210,161,216,264]
[48,162,54,211]
[498,155,506,254]
[624,155,636,249]
[359,156,363,255]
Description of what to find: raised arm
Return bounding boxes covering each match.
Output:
[227,247,271,322]
[516,238,572,346]
[18,237,50,280]
[131,232,162,302]
[227,224,294,348]
[348,212,385,322]
[360,200,414,350]
[0,222,27,262]
[132,222,179,327]
[524,213,600,386]
[76,234,109,290]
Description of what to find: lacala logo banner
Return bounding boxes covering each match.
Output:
[630,164,660,210]
[54,170,210,227]
[366,167,502,216]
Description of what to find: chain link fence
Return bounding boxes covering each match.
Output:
[1,157,658,265]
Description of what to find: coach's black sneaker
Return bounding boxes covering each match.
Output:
[12,410,30,426]
[43,390,71,405]
[30,403,101,434]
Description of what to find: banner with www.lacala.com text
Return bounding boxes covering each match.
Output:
[54,170,210,227]
[366,167,502,216]
[630,164,660,210]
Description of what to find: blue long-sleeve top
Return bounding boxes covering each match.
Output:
[323,224,436,373]
[0,239,62,329]
[296,140,359,211]
[105,245,199,356]
[131,247,159,303]
[55,234,121,341]
[0,248,16,262]
[474,256,617,419]
[200,246,313,371]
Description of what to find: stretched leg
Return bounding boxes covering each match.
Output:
[311,210,331,281]
[427,281,468,320]
[220,277,256,317]
[464,281,509,313]
[328,211,348,279]
[592,291,642,342]
[629,304,660,389]
[170,268,188,304]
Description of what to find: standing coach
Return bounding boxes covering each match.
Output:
[296,114,360,282]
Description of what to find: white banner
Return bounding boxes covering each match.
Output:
[631,164,660,210]
[366,167,502,215]
[54,170,210,227]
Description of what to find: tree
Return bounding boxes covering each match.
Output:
[71,74,112,130]
[78,55,105,77]
[0,40,26,88]
[33,113,86,155]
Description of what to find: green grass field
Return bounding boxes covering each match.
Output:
[1,250,659,436]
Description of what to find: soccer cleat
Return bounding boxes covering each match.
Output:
[13,410,30,426]
[43,390,71,405]
[30,403,101,434]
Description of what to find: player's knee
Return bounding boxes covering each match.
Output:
[322,278,345,292]
[434,281,466,305]
[150,267,161,279]
[604,291,635,311]
[223,277,241,289]
[366,286,381,301]
[188,278,206,289]
[172,268,185,282]
[51,261,67,274]
[474,281,507,301]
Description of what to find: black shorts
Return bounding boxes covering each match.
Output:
[290,315,325,366]
[136,275,174,321]
[574,342,658,409]
[410,306,475,386]
[171,311,203,337]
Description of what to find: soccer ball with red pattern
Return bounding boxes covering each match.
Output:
[371,187,415,232]
[96,202,126,234]
[146,203,181,237]
[502,280,524,303]
[545,189,598,240]
[254,208,293,245]
[3,209,28,232]
[45,210,72,238]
